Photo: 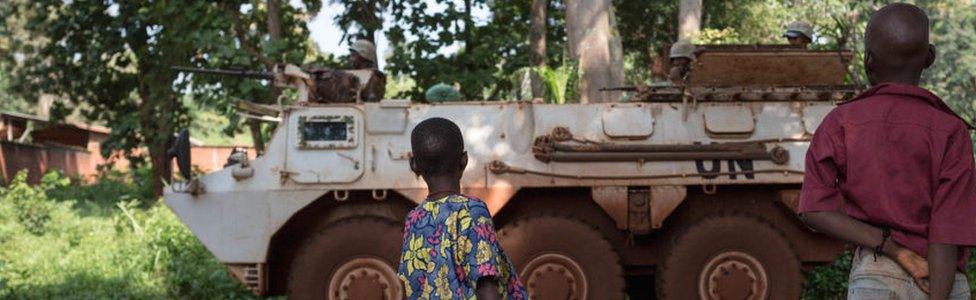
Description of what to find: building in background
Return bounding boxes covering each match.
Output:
[0,111,252,185]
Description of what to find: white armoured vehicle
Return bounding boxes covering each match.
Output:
[166,45,856,299]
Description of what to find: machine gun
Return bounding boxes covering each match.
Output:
[173,64,313,103]
[173,64,381,104]
[171,66,276,80]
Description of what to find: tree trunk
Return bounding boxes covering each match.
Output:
[247,0,283,154]
[678,0,702,40]
[138,85,173,197]
[248,119,265,154]
[149,141,172,197]
[565,0,624,103]
[267,0,282,40]
[463,0,474,48]
[529,0,547,99]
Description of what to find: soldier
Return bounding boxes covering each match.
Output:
[626,39,697,102]
[668,39,696,85]
[348,39,387,102]
[783,21,813,48]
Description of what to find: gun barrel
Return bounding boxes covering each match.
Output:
[172,66,273,80]
[600,86,638,92]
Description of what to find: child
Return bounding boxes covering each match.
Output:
[798,3,976,299]
[397,117,527,300]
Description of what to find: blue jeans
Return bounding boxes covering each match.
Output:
[849,247,971,299]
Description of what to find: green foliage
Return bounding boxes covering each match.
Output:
[385,74,417,99]
[921,1,976,125]
[0,170,256,298]
[534,58,580,104]
[330,0,389,43]
[184,96,255,146]
[0,69,31,114]
[1,171,56,235]
[382,0,567,100]
[0,0,326,194]
[803,250,853,299]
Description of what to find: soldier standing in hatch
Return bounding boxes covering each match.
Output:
[629,39,697,102]
[667,39,696,85]
[349,39,387,102]
[783,21,813,48]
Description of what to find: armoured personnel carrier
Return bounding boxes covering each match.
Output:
[166,45,857,299]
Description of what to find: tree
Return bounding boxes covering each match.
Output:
[1,1,322,195]
[331,0,389,44]
[379,0,568,100]
[678,0,702,39]
[529,0,548,98]
[565,0,624,103]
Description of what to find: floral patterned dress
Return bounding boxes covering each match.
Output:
[397,194,527,299]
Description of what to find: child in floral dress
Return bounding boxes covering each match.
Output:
[397,118,527,300]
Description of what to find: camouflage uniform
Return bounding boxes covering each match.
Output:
[350,39,386,102]
[305,66,361,103]
[630,39,696,102]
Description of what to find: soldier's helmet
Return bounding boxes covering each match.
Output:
[669,39,695,59]
[783,21,814,41]
[350,39,378,65]
[425,83,462,102]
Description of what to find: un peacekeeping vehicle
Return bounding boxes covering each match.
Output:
[166,44,857,299]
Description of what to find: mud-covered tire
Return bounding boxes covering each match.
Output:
[656,213,802,300]
[286,216,404,300]
[498,215,625,300]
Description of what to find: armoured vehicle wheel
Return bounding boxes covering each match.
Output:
[498,215,625,300]
[286,216,403,300]
[656,213,802,300]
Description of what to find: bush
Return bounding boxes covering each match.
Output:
[1,172,55,235]
[803,250,853,299]
[0,170,256,298]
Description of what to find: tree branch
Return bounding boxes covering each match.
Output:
[221,3,274,67]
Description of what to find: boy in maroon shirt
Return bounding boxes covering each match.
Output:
[799,3,976,299]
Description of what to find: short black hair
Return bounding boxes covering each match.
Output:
[411,117,464,176]
[865,3,930,72]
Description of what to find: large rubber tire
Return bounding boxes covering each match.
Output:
[286,216,404,300]
[656,213,802,300]
[498,215,625,300]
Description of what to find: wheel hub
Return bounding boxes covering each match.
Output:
[329,257,400,300]
[699,251,768,300]
[522,253,587,300]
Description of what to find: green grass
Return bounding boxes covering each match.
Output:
[0,170,256,299]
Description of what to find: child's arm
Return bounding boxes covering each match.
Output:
[927,243,957,300]
[928,125,976,299]
[476,278,501,300]
[801,211,929,292]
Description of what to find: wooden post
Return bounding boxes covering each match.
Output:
[565,0,624,103]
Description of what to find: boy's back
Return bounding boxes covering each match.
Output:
[800,83,976,270]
